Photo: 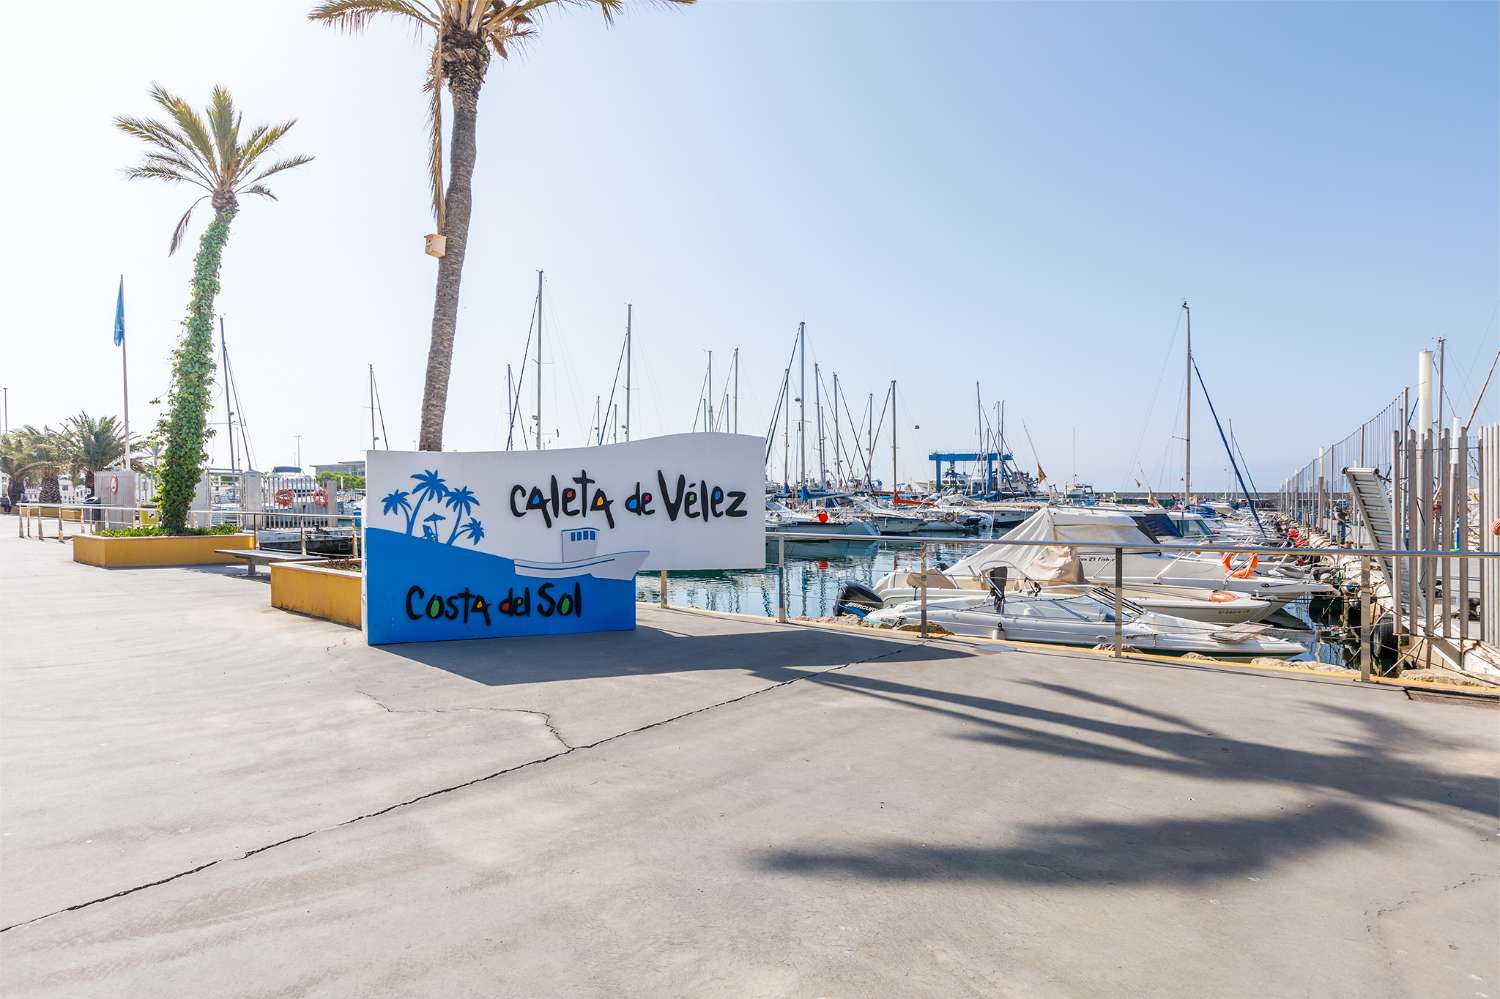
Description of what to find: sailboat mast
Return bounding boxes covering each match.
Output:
[976,381,982,454]
[506,364,514,450]
[536,270,544,450]
[368,363,377,452]
[832,371,842,484]
[733,347,739,434]
[707,350,714,431]
[1183,300,1191,505]
[624,303,632,442]
[866,392,874,484]
[797,321,806,488]
[814,362,825,484]
[220,317,236,472]
[890,380,898,500]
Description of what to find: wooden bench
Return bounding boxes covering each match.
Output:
[216,549,323,578]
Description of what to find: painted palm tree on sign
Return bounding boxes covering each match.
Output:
[309,0,693,452]
[443,484,479,543]
[458,518,485,545]
[116,86,312,533]
[381,488,413,519]
[405,468,450,534]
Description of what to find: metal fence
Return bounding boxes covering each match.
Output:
[1280,393,1406,529]
[16,502,361,557]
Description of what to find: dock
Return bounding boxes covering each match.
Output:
[2,529,1497,997]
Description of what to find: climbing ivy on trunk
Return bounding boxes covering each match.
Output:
[156,211,233,534]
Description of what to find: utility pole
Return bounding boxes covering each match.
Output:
[797,322,806,488]
[220,316,237,472]
[624,303,632,442]
[1183,300,1192,505]
[536,270,544,450]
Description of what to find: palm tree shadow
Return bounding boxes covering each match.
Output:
[757,802,1380,884]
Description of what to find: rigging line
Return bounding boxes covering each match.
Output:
[688,365,711,431]
[1126,307,1184,485]
[506,292,538,448]
[1191,358,1263,533]
[540,289,588,447]
[596,333,628,446]
[868,388,891,484]
[225,346,255,471]
[373,373,390,450]
[835,385,873,482]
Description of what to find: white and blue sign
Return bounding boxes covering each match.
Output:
[364,434,766,645]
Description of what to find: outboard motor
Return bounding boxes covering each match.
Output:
[834,580,884,618]
[986,566,1009,613]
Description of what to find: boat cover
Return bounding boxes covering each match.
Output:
[947,508,1151,584]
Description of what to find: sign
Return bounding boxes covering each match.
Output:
[364,434,765,645]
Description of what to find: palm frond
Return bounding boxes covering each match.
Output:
[142,152,216,189]
[237,122,296,177]
[308,0,437,31]
[125,164,195,184]
[243,153,315,188]
[150,84,221,179]
[114,115,196,161]
[169,196,207,256]
[207,86,245,182]
[240,184,278,201]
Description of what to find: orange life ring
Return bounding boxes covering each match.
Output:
[1492,516,1500,537]
[273,488,294,508]
[817,510,829,523]
[1220,552,1259,579]
[312,487,330,508]
[1209,591,1237,603]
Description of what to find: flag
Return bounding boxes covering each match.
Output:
[1036,463,1047,483]
[113,276,125,347]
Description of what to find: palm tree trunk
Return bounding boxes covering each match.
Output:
[417,74,483,452]
[158,210,233,534]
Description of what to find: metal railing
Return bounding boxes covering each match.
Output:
[15,502,361,557]
[657,529,1500,683]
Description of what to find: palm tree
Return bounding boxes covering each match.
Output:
[406,468,449,534]
[116,86,313,533]
[7,426,68,503]
[381,488,413,520]
[62,413,132,493]
[309,0,693,452]
[459,518,485,545]
[443,484,479,543]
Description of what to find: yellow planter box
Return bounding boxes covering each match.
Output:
[72,532,254,568]
[270,561,362,629]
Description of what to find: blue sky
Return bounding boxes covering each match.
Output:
[0,0,1494,489]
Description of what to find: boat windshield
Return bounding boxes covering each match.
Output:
[1010,593,1137,624]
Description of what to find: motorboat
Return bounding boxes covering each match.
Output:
[860,588,1306,660]
[765,500,880,540]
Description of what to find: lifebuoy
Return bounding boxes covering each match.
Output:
[1492,516,1500,537]
[312,487,330,508]
[274,488,295,508]
[1220,552,1259,579]
[817,511,829,523]
[1209,591,1237,603]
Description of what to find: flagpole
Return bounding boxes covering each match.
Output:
[117,275,130,474]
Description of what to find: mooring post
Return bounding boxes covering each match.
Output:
[777,535,788,623]
[299,516,307,556]
[1113,546,1124,657]
[1359,555,1373,681]
[659,569,668,609]
[919,543,929,639]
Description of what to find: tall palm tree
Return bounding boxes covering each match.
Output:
[309,0,692,452]
[62,413,132,493]
[7,426,68,503]
[116,86,313,533]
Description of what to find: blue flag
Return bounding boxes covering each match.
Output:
[113,276,125,347]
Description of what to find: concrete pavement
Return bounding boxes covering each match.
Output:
[1,529,1496,997]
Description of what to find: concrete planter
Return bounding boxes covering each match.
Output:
[72,532,254,568]
[270,560,362,629]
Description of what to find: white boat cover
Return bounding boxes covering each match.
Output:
[947,508,1151,584]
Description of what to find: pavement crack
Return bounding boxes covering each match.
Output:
[2,640,929,934]
[355,690,574,750]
